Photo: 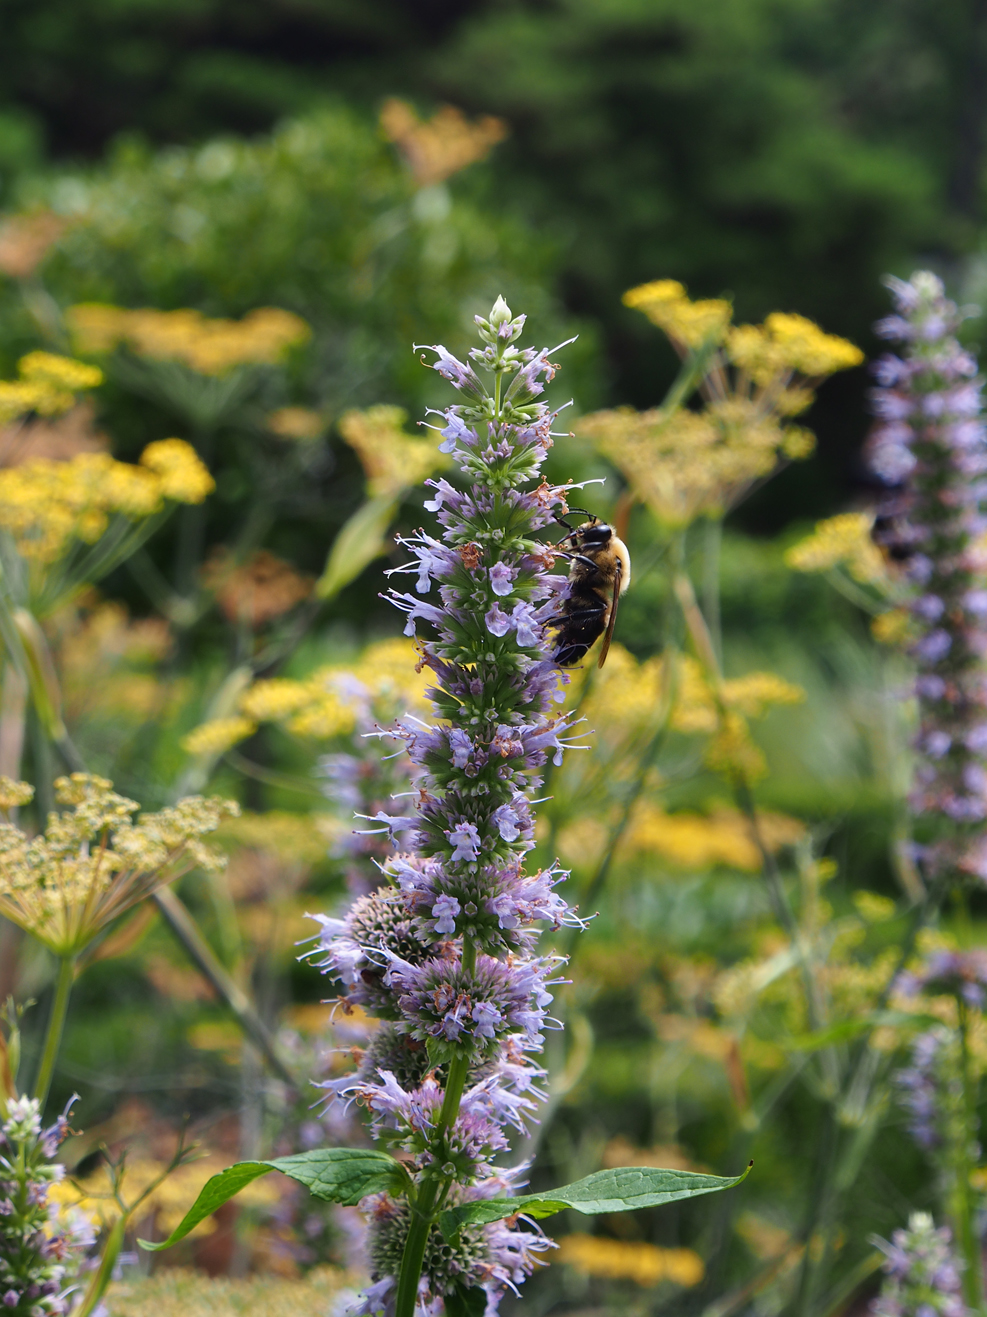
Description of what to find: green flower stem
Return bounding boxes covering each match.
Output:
[395,938,476,1317]
[955,995,983,1311]
[33,953,74,1113]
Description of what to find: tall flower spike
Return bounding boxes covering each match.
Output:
[310,298,583,1317]
[0,1095,96,1316]
[868,273,987,882]
[871,1212,966,1317]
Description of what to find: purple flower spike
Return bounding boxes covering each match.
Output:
[871,1213,966,1317]
[868,273,987,883]
[308,299,587,1317]
[0,1095,90,1311]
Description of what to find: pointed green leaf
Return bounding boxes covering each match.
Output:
[316,494,399,599]
[439,1163,752,1241]
[139,1148,405,1252]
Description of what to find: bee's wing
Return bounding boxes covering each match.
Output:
[597,560,622,668]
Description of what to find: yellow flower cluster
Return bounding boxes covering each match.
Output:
[578,646,665,724]
[0,352,103,427]
[0,774,237,955]
[182,638,433,758]
[0,776,34,811]
[557,1233,704,1288]
[580,401,817,525]
[181,716,257,758]
[103,1269,348,1317]
[623,803,804,872]
[673,656,805,734]
[67,304,310,377]
[599,282,862,524]
[727,313,864,383]
[338,405,451,498]
[0,439,213,564]
[671,656,804,782]
[622,279,732,349]
[784,512,887,584]
[236,636,430,741]
[140,438,216,503]
[380,98,508,188]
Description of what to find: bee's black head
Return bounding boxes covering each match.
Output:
[579,520,612,548]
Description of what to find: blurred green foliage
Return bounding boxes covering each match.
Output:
[3,0,986,523]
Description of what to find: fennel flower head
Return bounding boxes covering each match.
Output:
[580,281,862,526]
[0,1094,96,1316]
[0,774,238,956]
[309,297,587,1317]
[867,273,987,880]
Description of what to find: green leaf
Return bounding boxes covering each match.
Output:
[444,1285,488,1317]
[439,1163,752,1241]
[316,494,399,600]
[139,1148,405,1252]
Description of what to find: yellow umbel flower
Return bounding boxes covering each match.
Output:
[721,671,805,718]
[239,678,311,722]
[0,352,103,426]
[624,803,804,872]
[139,438,215,503]
[18,352,103,393]
[557,1234,704,1288]
[234,637,432,741]
[578,398,808,525]
[785,512,888,585]
[0,774,237,955]
[348,635,433,714]
[670,656,803,781]
[284,685,357,739]
[623,279,732,349]
[727,315,863,385]
[607,283,862,525]
[0,777,34,811]
[574,644,666,733]
[67,304,310,377]
[338,405,451,498]
[0,444,212,567]
[181,716,256,758]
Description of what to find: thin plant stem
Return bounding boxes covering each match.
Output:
[955,995,983,1310]
[33,954,74,1113]
[394,937,477,1317]
[702,515,723,666]
[151,886,294,1087]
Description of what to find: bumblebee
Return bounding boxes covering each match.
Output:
[550,513,631,668]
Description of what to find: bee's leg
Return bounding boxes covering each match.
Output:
[545,604,606,625]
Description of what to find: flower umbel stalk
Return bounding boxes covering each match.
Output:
[311,299,584,1317]
[32,956,74,1114]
